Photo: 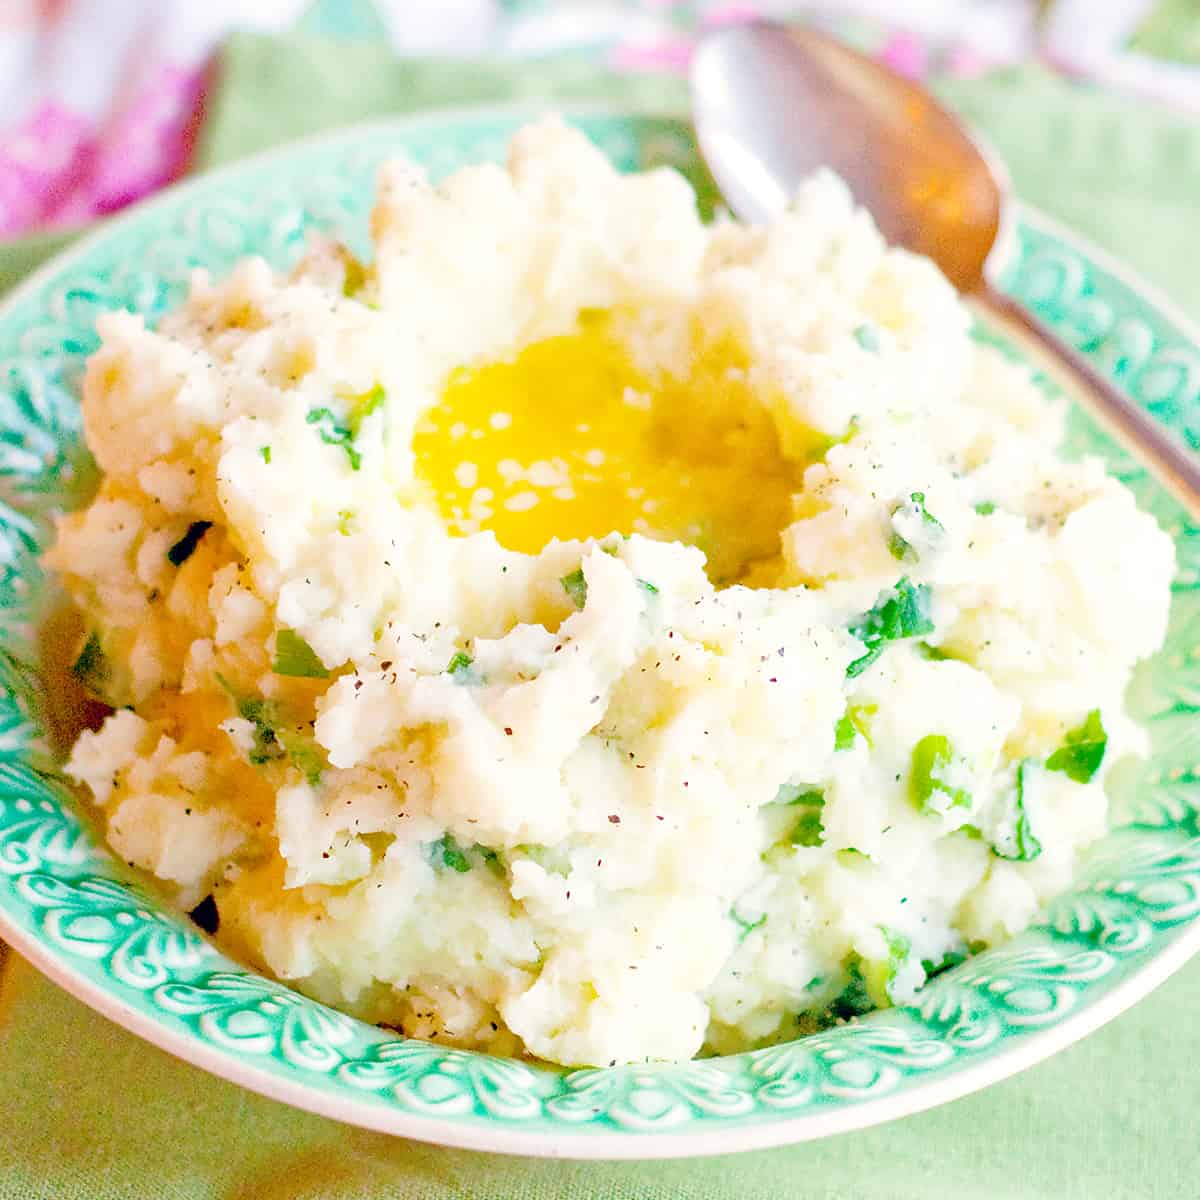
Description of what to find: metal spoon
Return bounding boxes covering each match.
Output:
[690,22,1200,519]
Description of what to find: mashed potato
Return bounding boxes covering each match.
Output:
[48,118,1175,1067]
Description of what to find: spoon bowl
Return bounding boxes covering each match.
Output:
[690,23,1010,291]
[691,22,1200,518]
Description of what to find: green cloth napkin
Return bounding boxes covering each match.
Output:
[3,30,1199,1199]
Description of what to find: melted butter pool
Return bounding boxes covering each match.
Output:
[412,315,800,584]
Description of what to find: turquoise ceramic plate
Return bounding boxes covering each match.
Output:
[1,107,1199,1160]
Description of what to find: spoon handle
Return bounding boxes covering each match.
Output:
[975,283,1200,522]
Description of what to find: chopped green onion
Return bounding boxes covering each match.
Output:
[277,729,328,787]
[888,492,942,564]
[921,949,968,981]
[846,577,934,678]
[834,702,876,750]
[237,696,285,766]
[731,906,767,943]
[772,784,826,847]
[908,492,942,530]
[837,416,861,445]
[637,578,659,595]
[991,759,1043,861]
[427,834,471,873]
[478,846,505,877]
[218,678,325,781]
[446,651,474,679]
[828,954,874,1021]
[910,733,971,812]
[974,501,996,515]
[790,805,825,848]
[888,530,917,563]
[1045,709,1107,783]
[71,632,110,695]
[560,568,587,610]
[348,384,385,436]
[167,521,213,567]
[272,630,330,679]
[306,406,362,470]
[834,713,857,751]
[259,445,272,464]
[862,926,912,1005]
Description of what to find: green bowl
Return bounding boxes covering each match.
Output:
[1,107,1199,1159]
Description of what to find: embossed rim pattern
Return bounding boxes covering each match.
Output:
[1,106,1200,1159]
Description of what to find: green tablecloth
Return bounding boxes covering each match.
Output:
[2,30,1198,1199]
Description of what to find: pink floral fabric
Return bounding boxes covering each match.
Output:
[0,0,1195,241]
[0,65,204,235]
